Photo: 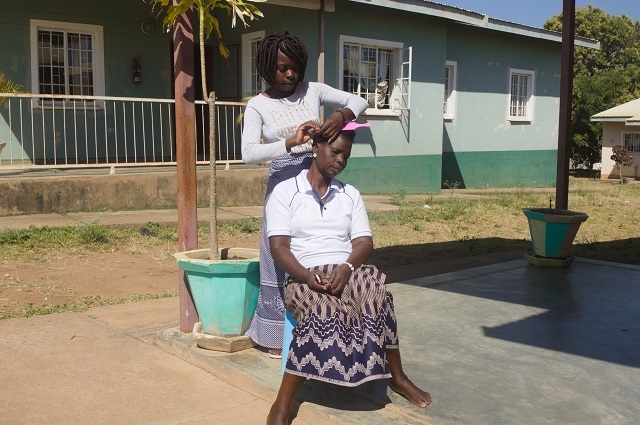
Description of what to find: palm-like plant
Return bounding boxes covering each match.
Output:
[0,71,21,105]
[149,0,264,260]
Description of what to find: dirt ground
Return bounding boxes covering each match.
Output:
[0,234,262,318]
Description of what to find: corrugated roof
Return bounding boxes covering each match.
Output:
[591,98,640,126]
[346,0,600,49]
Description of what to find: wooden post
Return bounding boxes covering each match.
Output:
[556,0,575,210]
[173,7,199,332]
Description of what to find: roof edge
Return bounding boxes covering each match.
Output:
[346,0,600,49]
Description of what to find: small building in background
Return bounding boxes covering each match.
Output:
[591,98,640,180]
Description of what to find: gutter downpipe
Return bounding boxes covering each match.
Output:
[318,0,325,120]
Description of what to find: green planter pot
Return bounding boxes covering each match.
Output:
[173,248,260,337]
[522,208,588,266]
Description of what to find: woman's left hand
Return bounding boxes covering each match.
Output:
[318,111,346,141]
[325,264,352,296]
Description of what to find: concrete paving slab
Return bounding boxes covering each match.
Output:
[153,328,429,425]
[150,256,640,425]
[0,306,265,425]
[2,242,638,424]
[0,196,400,230]
[386,257,640,425]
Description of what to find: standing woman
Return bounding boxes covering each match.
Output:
[242,31,368,356]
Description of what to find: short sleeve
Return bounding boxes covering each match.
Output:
[348,187,371,240]
[265,183,293,238]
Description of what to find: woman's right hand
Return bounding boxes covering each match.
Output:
[306,270,329,293]
[286,121,320,151]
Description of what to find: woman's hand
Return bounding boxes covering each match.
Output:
[318,108,354,141]
[306,270,330,293]
[318,111,345,142]
[325,264,352,297]
[286,121,320,152]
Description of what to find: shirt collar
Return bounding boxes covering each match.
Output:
[296,169,344,198]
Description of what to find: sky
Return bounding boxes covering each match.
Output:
[441,1,640,28]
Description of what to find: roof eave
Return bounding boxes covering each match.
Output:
[346,0,600,49]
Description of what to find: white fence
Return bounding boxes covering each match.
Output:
[0,93,246,170]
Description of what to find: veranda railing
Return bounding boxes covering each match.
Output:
[0,93,246,170]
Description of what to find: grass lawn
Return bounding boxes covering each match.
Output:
[1,177,638,319]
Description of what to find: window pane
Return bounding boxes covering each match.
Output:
[444,66,450,113]
[625,133,640,153]
[510,73,529,117]
[37,30,66,95]
[35,27,96,96]
[250,39,261,95]
[68,32,94,96]
[343,42,393,109]
[343,44,360,95]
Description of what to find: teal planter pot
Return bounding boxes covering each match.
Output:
[522,208,588,266]
[173,248,260,337]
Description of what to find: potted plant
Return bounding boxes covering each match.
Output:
[611,145,634,184]
[522,207,588,267]
[150,0,264,351]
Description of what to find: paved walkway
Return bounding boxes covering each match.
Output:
[1,202,639,424]
[0,195,409,230]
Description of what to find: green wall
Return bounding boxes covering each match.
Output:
[0,1,171,98]
[442,150,557,188]
[339,154,442,193]
[1,0,565,192]
[441,25,561,188]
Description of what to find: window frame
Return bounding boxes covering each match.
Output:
[507,68,535,122]
[241,30,265,99]
[29,19,105,106]
[338,35,406,116]
[622,131,640,153]
[444,60,457,120]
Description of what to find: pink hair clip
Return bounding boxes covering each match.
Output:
[342,121,371,131]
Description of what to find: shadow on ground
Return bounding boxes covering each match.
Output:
[372,237,640,278]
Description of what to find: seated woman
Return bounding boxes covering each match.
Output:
[265,122,432,424]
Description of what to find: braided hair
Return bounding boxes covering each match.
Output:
[312,130,355,146]
[256,31,308,89]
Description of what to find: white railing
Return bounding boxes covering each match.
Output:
[0,93,246,170]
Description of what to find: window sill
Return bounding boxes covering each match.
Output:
[508,117,532,123]
[362,108,400,117]
[444,114,455,121]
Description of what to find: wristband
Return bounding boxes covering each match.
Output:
[342,262,355,273]
[336,109,346,122]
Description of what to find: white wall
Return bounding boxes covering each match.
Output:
[600,122,640,179]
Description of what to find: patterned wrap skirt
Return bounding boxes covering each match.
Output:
[284,264,398,387]
[246,153,313,349]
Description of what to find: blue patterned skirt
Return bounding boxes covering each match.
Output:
[283,264,398,387]
[246,153,312,349]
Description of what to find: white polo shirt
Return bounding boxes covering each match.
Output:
[266,169,372,269]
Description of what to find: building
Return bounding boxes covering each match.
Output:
[0,0,599,193]
[591,98,640,180]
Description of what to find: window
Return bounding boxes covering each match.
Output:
[508,68,535,121]
[30,20,105,98]
[241,30,265,98]
[444,61,457,119]
[339,36,411,114]
[623,132,640,153]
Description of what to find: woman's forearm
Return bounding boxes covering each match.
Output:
[347,237,374,269]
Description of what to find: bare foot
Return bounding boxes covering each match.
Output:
[390,373,432,408]
[266,403,289,425]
